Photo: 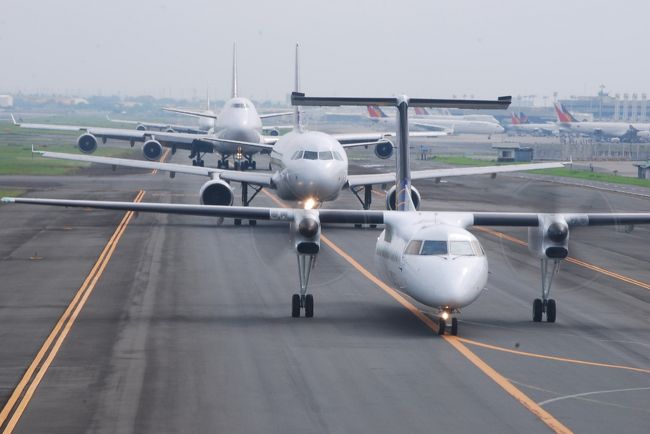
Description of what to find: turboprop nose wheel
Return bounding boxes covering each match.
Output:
[533,258,560,323]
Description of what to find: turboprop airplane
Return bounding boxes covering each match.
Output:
[10,44,293,170]
[31,45,564,228]
[7,91,650,335]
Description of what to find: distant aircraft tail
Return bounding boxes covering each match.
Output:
[511,112,521,125]
[518,111,529,124]
[231,42,238,98]
[413,107,429,116]
[554,102,578,123]
[367,105,389,118]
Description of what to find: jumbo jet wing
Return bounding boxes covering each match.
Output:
[347,161,566,187]
[162,107,218,119]
[33,150,274,187]
[106,116,208,134]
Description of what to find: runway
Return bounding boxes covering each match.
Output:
[0,150,649,433]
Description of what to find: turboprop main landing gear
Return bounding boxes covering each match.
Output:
[533,258,560,323]
[292,254,316,318]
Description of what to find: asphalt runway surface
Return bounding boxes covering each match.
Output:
[0,150,649,433]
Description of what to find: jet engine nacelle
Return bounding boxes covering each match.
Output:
[136,124,146,131]
[141,140,164,161]
[77,133,98,154]
[291,210,321,254]
[385,185,421,210]
[528,216,569,259]
[199,179,234,206]
[266,128,280,136]
[374,141,394,159]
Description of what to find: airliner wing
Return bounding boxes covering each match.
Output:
[162,107,218,119]
[202,137,276,151]
[259,111,293,119]
[34,150,274,186]
[106,116,207,134]
[334,131,448,147]
[347,161,565,187]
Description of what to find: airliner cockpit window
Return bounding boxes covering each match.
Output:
[303,151,318,160]
[333,152,344,161]
[420,240,447,255]
[291,151,303,160]
[232,103,245,108]
[319,151,333,160]
[404,240,422,255]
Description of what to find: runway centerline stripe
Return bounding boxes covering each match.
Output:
[474,226,650,291]
[260,190,571,434]
[458,338,650,374]
[0,190,145,434]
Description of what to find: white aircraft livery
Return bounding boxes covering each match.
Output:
[5,91,650,336]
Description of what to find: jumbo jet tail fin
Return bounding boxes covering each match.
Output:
[413,107,429,116]
[231,42,238,98]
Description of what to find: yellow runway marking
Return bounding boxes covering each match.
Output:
[458,338,650,375]
[0,190,145,434]
[151,148,171,175]
[475,226,650,291]
[261,189,571,433]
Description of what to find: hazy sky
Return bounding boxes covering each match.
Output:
[1,0,648,101]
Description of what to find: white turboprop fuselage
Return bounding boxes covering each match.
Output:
[270,130,348,203]
[375,214,488,309]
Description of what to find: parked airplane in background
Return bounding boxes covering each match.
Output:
[7,92,649,335]
[555,103,650,142]
[508,112,559,136]
[11,44,292,170]
[367,105,505,137]
[413,107,500,124]
[34,45,509,224]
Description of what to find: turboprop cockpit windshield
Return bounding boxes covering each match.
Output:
[405,239,484,257]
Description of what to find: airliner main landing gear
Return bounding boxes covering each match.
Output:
[533,258,560,323]
[350,184,377,228]
[189,145,206,167]
[292,254,316,318]
[217,155,230,169]
[234,182,263,226]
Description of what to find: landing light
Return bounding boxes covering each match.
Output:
[304,198,316,210]
[442,311,449,320]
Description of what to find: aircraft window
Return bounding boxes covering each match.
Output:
[292,151,303,160]
[449,240,475,256]
[471,240,485,256]
[319,151,333,160]
[333,152,344,161]
[303,151,318,160]
[420,240,447,255]
[232,103,246,108]
[404,240,422,255]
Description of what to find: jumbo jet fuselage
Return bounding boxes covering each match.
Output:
[212,97,264,155]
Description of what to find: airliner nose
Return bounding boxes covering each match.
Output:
[290,161,344,201]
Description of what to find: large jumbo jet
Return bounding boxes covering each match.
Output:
[33,45,562,226]
[5,92,650,335]
[367,105,505,137]
[555,103,650,142]
[11,44,294,170]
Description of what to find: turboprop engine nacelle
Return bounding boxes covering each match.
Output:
[374,141,394,159]
[385,185,421,210]
[199,179,234,206]
[77,133,98,154]
[141,140,164,161]
[528,215,569,259]
[292,210,321,254]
